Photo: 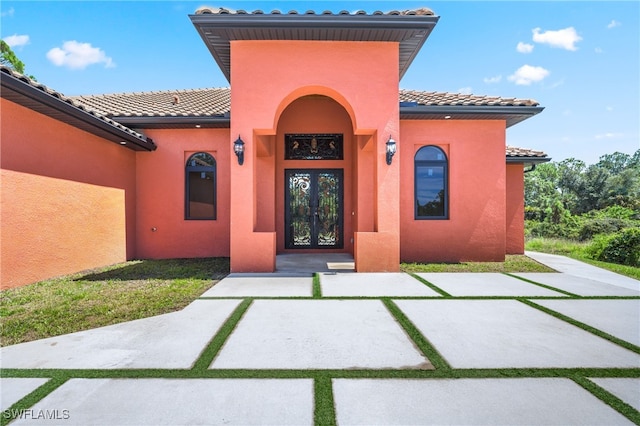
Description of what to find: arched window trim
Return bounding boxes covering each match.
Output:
[414,145,449,220]
[185,152,216,220]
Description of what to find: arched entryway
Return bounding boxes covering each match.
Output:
[275,95,355,255]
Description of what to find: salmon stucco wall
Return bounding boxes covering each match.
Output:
[399,119,507,262]
[135,128,230,259]
[1,99,136,289]
[229,40,400,272]
[506,163,525,254]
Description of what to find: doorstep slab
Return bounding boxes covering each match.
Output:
[10,378,313,425]
[333,378,632,425]
[320,273,441,297]
[0,378,49,411]
[200,276,312,297]
[534,299,640,346]
[589,378,640,412]
[0,300,240,369]
[394,299,640,368]
[514,273,640,296]
[415,272,564,296]
[210,300,431,369]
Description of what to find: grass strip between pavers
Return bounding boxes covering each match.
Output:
[313,273,322,298]
[0,377,68,426]
[407,273,452,297]
[198,295,638,301]
[519,299,640,354]
[505,273,581,297]
[191,298,253,371]
[2,368,639,380]
[571,376,640,424]
[382,298,451,370]
[314,376,336,426]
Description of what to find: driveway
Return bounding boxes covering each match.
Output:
[1,252,639,425]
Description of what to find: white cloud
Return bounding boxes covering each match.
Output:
[606,106,613,111]
[3,34,29,48]
[595,132,624,140]
[483,75,502,84]
[457,87,473,95]
[595,47,604,54]
[46,40,115,70]
[532,27,582,51]
[607,20,621,29]
[1,7,14,17]
[516,42,534,53]
[508,65,550,85]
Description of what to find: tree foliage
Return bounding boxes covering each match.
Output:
[525,150,640,266]
[0,40,25,74]
[526,150,640,219]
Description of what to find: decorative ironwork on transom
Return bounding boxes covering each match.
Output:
[285,134,343,160]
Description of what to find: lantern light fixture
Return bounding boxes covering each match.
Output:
[233,135,245,165]
[386,135,397,165]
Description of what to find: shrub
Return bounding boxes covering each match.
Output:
[586,228,640,266]
[577,217,629,240]
[590,205,637,220]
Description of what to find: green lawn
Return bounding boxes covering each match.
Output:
[0,258,229,346]
[401,254,554,273]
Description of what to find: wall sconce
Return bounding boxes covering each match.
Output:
[386,135,397,165]
[233,135,245,165]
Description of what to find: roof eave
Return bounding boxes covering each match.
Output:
[400,105,545,127]
[1,71,156,151]
[189,13,439,82]
[506,156,551,165]
[113,115,231,129]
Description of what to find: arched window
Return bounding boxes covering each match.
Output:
[185,152,216,220]
[415,146,448,219]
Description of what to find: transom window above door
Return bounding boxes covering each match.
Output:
[285,134,343,160]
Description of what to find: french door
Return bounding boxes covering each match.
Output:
[285,169,343,249]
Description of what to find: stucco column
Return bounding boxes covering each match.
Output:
[354,130,401,272]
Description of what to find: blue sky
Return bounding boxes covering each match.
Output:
[2,1,638,164]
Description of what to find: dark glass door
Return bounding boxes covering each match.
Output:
[285,169,343,249]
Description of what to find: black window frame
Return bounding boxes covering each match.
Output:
[185,152,216,220]
[414,145,449,220]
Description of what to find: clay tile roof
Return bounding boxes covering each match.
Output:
[195,7,435,16]
[190,7,439,81]
[71,87,541,118]
[72,87,231,118]
[506,145,548,158]
[399,89,539,107]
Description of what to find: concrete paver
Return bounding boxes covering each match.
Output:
[333,378,633,425]
[0,300,240,369]
[0,378,48,411]
[526,251,640,291]
[589,378,640,412]
[394,299,640,368]
[210,299,432,369]
[10,379,313,425]
[320,272,441,297]
[2,253,639,425]
[416,272,565,296]
[534,299,640,346]
[200,276,312,297]
[515,272,640,296]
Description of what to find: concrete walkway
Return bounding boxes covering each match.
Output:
[1,252,639,425]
